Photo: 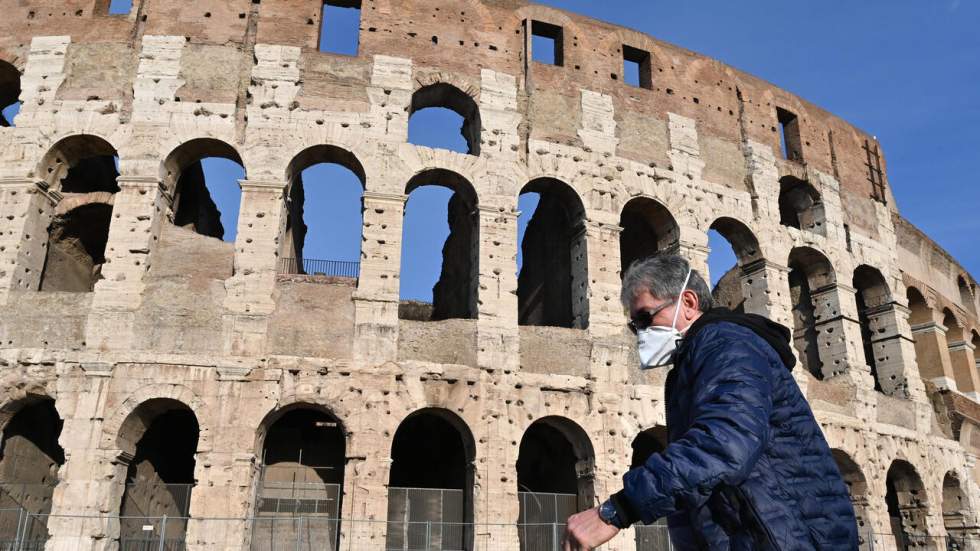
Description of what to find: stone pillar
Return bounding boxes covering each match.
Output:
[45,369,126,551]
[949,340,980,400]
[584,221,623,336]
[740,260,793,329]
[339,433,392,549]
[865,303,926,400]
[352,191,405,365]
[810,283,874,386]
[0,178,54,302]
[222,179,286,356]
[472,412,521,550]
[475,204,519,371]
[667,113,705,181]
[910,321,957,390]
[185,452,257,551]
[85,176,166,350]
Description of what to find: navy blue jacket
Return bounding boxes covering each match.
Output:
[611,309,858,550]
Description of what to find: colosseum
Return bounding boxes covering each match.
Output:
[0,0,978,549]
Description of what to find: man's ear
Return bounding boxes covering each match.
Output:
[682,289,700,319]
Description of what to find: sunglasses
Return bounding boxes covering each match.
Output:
[627,300,675,334]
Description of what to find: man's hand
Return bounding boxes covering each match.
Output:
[563,507,620,550]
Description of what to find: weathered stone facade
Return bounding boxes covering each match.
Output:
[0,1,979,550]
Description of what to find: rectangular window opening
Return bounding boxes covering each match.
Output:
[108,0,132,15]
[623,45,652,89]
[776,107,803,162]
[531,20,563,66]
[319,0,362,56]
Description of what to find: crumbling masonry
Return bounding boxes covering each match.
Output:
[0,1,979,550]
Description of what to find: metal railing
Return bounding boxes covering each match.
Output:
[278,257,360,279]
[0,506,978,551]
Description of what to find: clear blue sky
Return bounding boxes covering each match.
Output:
[5,2,974,300]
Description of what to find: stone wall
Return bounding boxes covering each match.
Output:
[0,1,978,550]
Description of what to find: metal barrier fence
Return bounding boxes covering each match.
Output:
[278,257,360,279]
[1,507,979,551]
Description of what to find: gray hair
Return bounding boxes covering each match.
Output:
[620,254,714,312]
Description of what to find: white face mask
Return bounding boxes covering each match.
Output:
[636,269,692,370]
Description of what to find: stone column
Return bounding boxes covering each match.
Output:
[810,283,874,386]
[85,176,166,350]
[678,240,710,284]
[739,260,793,329]
[584,221,623,336]
[338,432,392,549]
[185,452,258,551]
[910,320,957,390]
[865,303,926,400]
[222,179,286,356]
[0,178,54,302]
[352,191,406,365]
[45,369,126,551]
[949,339,980,400]
[475,204,519,372]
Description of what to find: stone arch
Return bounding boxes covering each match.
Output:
[0,59,20,127]
[252,403,348,548]
[518,177,589,329]
[619,196,680,276]
[778,176,825,233]
[36,134,120,193]
[161,137,246,240]
[0,395,64,546]
[400,168,480,321]
[409,82,482,155]
[706,216,763,312]
[831,449,870,543]
[885,459,931,550]
[516,416,596,550]
[853,265,892,392]
[944,308,965,342]
[942,471,970,545]
[113,397,201,548]
[787,246,837,379]
[907,287,933,325]
[387,407,476,550]
[102,384,212,455]
[280,144,367,277]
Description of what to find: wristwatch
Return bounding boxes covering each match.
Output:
[598,499,621,527]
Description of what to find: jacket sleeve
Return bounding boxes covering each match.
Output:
[611,328,775,526]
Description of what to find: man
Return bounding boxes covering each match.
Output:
[564,254,857,550]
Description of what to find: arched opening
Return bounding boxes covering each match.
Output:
[163,139,245,242]
[942,472,969,547]
[619,197,679,277]
[907,287,948,386]
[0,399,64,548]
[37,135,120,292]
[958,276,977,317]
[0,60,21,127]
[831,450,869,548]
[629,427,670,550]
[516,417,596,551]
[853,266,892,392]
[518,179,588,329]
[778,176,824,233]
[408,83,481,155]
[117,399,199,549]
[706,218,762,313]
[387,408,475,551]
[281,145,365,279]
[399,170,479,321]
[787,247,836,379]
[885,460,930,550]
[251,406,346,550]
